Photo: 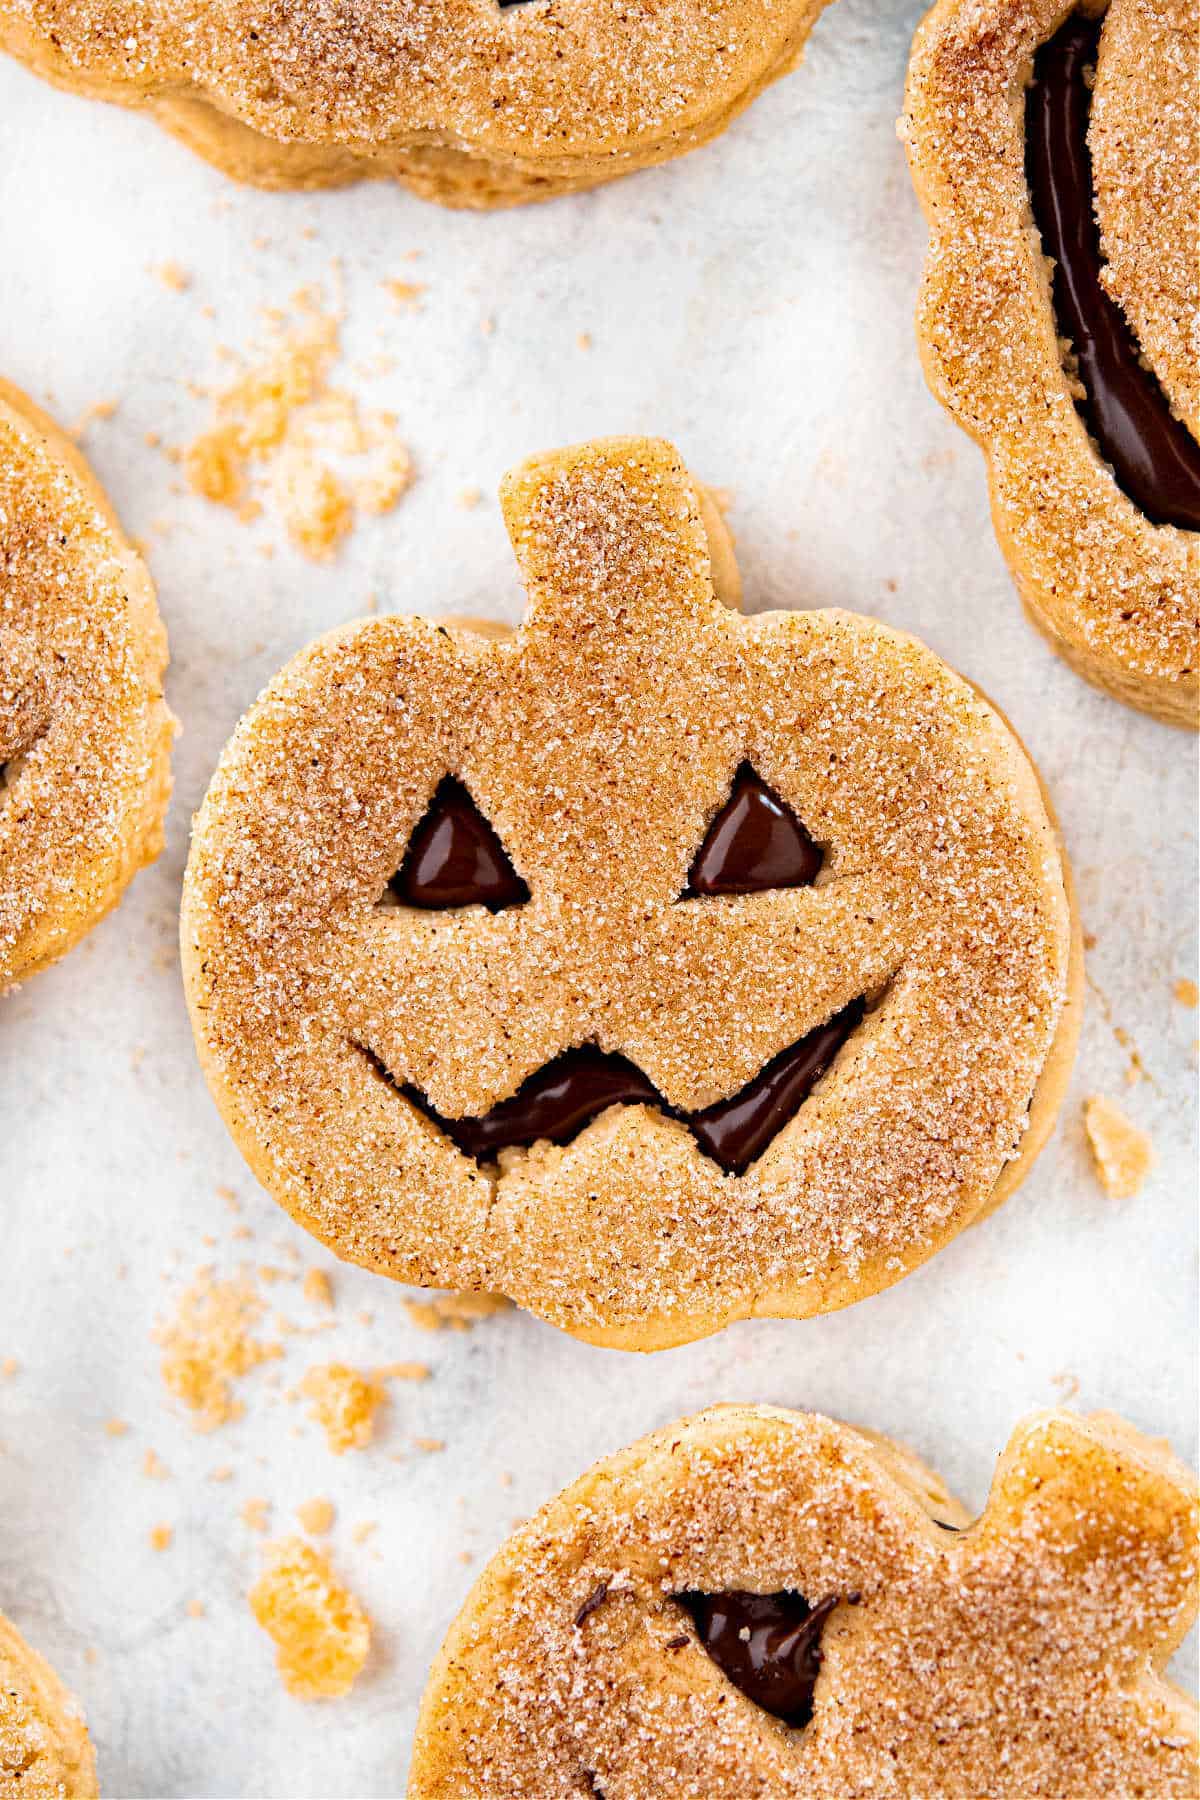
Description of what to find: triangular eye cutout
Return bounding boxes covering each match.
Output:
[389,776,529,911]
[684,763,822,897]
[675,1590,840,1729]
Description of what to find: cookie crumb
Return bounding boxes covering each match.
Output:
[0,1356,17,1379]
[186,1599,206,1618]
[296,1497,335,1536]
[149,1524,173,1551]
[1173,978,1198,1007]
[70,398,117,440]
[302,1269,334,1309]
[576,331,593,351]
[154,261,191,292]
[351,1521,377,1545]
[457,486,482,510]
[182,290,413,560]
[249,1538,370,1700]
[383,278,426,311]
[299,1362,386,1454]
[402,1293,511,1333]
[157,1272,282,1430]
[105,1418,130,1437]
[142,1448,169,1480]
[242,1496,272,1533]
[1083,1096,1154,1199]
[413,1436,446,1455]
[375,1361,430,1383]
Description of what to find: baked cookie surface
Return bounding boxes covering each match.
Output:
[0,380,174,992]
[0,0,835,208]
[409,1405,1200,1799]
[182,438,1079,1349]
[902,0,1200,727]
[0,1609,97,1799]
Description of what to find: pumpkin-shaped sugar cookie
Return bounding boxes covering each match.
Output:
[0,1606,97,1799]
[181,437,1081,1350]
[409,1405,1200,1798]
[1,380,174,991]
[903,0,1200,726]
[0,0,836,208]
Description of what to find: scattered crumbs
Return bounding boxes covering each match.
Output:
[241,1496,272,1534]
[357,1311,374,1327]
[84,1648,98,1667]
[210,1464,234,1483]
[144,430,162,449]
[383,278,426,311]
[296,1497,335,1536]
[576,331,593,351]
[351,1521,377,1546]
[105,1418,130,1437]
[1174,978,1198,1008]
[181,288,414,561]
[157,1271,283,1430]
[1083,1096,1154,1199]
[186,1599,206,1619]
[299,1362,386,1455]
[231,1224,254,1241]
[302,1268,334,1310]
[402,1293,511,1333]
[480,315,495,337]
[457,486,482,510]
[249,1538,370,1700]
[376,1361,430,1384]
[154,261,191,292]
[216,1185,240,1209]
[70,398,117,440]
[498,1471,513,1489]
[413,1436,446,1455]
[143,1448,169,1480]
[1050,1371,1080,1400]
[1083,931,1098,951]
[0,1357,18,1379]
[149,1524,173,1552]
[457,1550,473,1565]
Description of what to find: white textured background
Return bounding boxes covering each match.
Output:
[0,0,1196,1792]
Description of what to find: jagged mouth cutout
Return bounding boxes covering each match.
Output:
[361,761,868,1176]
[1026,10,1200,529]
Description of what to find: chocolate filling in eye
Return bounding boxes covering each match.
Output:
[1026,13,1200,529]
[358,995,864,1177]
[675,1590,840,1730]
[685,763,823,896]
[389,776,529,912]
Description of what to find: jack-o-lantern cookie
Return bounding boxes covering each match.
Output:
[0,1607,97,1799]
[0,0,835,209]
[409,1405,1200,1798]
[1,380,175,992]
[903,0,1200,728]
[181,437,1081,1351]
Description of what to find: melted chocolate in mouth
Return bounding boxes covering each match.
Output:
[676,1590,840,1729]
[356,995,864,1177]
[1026,13,1200,530]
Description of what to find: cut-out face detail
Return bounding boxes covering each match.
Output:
[684,762,822,896]
[362,996,864,1177]
[0,0,837,208]
[409,1406,1200,1798]
[676,1589,840,1728]
[389,776,529,911]
[1025,13,1200,531]
[183,437,1077,1348]
[904,0,1199,725]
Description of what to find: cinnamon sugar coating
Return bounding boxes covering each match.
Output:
[182,439,1078,1349]
[902,0,1200,727]
[0,380,175,991]
[0,1609,97,1799]
[409,1405,1200,1799]
[0,0,835,207]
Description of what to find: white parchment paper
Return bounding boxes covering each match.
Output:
[1,0,1196,1791]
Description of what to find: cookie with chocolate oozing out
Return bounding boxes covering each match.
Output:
[181,436,1080,1351]
[409,1405,1200,1799]
[0,0,837,208]
[0,379,175,992]
[902,0,1200,728]
[0,1607,97,1799]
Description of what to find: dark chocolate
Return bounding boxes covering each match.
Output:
[1026,14,1200,530]
[686,764,822,896]
[675,1589,839,1730]
[358,996,864,1177]
[390,776,529,912]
